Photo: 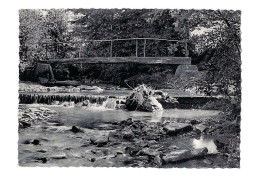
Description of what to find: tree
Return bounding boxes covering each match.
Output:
[19,9,72,71]
[189,10,241,98]
[70,9,188,57]
[19,9,241,101]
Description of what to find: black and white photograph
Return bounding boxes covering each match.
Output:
[3,0,260,174]
[16,8,242,168]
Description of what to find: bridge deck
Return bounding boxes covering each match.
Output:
[42,57,191,65]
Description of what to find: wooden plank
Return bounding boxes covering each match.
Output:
[42,57,191,65]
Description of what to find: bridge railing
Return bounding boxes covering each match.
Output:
[28,38,189,59]
[81,38,188,58]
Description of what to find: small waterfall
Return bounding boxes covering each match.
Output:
[19,93,125,110]
[101,98,117,109]
[19,94,107,105]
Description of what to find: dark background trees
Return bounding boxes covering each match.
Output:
[19,9,241,98]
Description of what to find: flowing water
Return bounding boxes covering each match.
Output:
[19,99,224,167]
[20,103,220,127]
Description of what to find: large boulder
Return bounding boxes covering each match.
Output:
[125,84,164,112]
[142,97,163,112]
[125,85,150,111]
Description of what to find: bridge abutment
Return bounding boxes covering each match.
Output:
[34,63,55,84]
[175,64,200,78]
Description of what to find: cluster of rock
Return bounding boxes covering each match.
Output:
[73,118,213,167]
[20,116,232,167]
[125,84,178,112]
[18,106,57,129]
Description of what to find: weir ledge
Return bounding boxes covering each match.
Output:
[19,93,224,110]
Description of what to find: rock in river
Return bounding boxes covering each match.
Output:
[35,157,47,163]
[154,155,163,167]
[90,135,109,147]
[70,126,83,133]
[203,159,213,165]
[163,123,193,135]
[125,84,163,112]
[193,124,208,133]
[121,126,135,140]
[51,153,67,160]
[19,121,31,129]
[139,148,160,157]
[142,97,163,112]
[190,119,201,125]
[31,139,40,145]
[162,148,208,163]
[213,139,226,150]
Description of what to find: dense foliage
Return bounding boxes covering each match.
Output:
[19,9,73,71]
[19,9,241,99]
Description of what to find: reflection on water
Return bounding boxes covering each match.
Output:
[150,111,164,122]
[132,109,220,123]
[192,136,218,154]
[22,104,220,128]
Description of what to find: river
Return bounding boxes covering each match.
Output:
[18,83,231,167]
[18,102,227,167]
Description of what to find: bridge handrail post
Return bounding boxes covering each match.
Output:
[45,43,48,60]
[184,40,188,57]
[136,39,138,57]
[79,46,81,58]
[110,40,113,57]
[143,39,146,57]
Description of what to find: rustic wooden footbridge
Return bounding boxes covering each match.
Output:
[40,37,191,65]
[25,37,200,83]
[20,38,217,108]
